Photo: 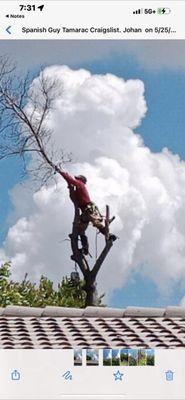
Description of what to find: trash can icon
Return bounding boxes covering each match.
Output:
[165,370,174,381]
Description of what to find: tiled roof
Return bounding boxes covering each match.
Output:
[0,306,185,349]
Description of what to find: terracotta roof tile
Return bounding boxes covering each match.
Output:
[0,306,184,348]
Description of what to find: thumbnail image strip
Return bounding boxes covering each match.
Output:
[86,349,99,366]
[146,349,155,366]
[128,349,138,366]
[103,349,112,366]
[112,349,121,366]
[120,349,129,366]
[74,348,82,366]
[138,349,147,366]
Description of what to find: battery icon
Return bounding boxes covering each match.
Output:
[157,7,171,14]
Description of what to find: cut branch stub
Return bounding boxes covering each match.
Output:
[105,205,110,242]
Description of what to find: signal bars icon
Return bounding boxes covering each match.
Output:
[133,9,143,14]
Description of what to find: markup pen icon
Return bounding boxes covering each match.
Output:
[62,370,73,380]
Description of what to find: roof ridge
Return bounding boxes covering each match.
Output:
[0,305,184,317]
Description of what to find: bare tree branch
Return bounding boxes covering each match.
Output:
[0,57,70,185]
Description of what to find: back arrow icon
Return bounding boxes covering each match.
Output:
[6,26,12,34]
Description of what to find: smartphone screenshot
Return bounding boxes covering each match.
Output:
[0,1,184,399]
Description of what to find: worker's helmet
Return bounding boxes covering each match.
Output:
[75,175,87,184]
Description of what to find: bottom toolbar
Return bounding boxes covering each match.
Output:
[0,349,184,399]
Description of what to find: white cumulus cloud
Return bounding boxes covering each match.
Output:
[1,65,185,301]
[180,296,185,307]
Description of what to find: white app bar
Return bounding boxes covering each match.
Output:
[0,1,185,40]
[0,349,183,399]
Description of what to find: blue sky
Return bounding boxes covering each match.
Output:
[0,41,185,308]
[103,349,112,360]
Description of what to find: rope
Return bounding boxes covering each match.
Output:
[95,229,98,260]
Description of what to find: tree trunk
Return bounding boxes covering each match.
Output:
[83,278,97,307]
[85,286,96,307]
[69,201,115,307]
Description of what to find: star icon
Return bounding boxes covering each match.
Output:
[113,370,124,381]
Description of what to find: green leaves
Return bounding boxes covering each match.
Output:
[0,262,104,308]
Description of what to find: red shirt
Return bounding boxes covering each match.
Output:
[60,172,91,210]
